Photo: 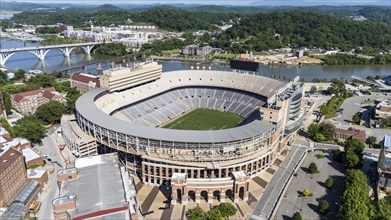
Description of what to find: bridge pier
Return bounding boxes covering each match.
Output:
[59,47,76,57]
[81,45,96,55]
[28,49,51,61]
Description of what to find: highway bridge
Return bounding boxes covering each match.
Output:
[0,42,103,66]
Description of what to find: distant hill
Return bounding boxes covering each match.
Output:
[93,4,124,12]
[1,1,49,11]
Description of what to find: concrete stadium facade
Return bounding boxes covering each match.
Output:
[73,70,304,205]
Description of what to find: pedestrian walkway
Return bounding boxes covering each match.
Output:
[250,145,307,220]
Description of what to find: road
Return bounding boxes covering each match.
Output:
[333,94,387,126]
[302,96,330,129]
[250,145,307,220]
[36,126,66,220]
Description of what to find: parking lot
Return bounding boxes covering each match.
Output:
[333,94,387,126]
[274,150,345,220]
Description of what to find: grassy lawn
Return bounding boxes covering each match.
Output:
[322,96,349,119]
[162,108,243,130]
[160,49,180,55]
[252,51,269,55]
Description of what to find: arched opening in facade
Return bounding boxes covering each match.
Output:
[213,190,221,202]
[225,189,233,202]
[200,190,208,202]
[188,190,196,202]
[239,187,245,200]
[177,189,182,203]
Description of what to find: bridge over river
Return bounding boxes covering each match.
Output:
[0,42,103,66]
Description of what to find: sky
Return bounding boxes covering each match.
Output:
[7,0,391,6]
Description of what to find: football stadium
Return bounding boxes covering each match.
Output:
[71,62,304,205]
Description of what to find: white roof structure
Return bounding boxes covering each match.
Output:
[56,153,129,219]
[22,148,41,162]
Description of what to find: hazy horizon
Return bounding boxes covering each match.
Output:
[2,0,391,6]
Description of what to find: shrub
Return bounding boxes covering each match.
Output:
[326,178,334,189]
[299,187,313,197]
[318,200,330,214]
[315,154,326,159]
[308,162,319,174]
[292,212,302,220]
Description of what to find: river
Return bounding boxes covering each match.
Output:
[1,39,390,81]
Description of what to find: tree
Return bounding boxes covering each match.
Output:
[376,196,391,220]
[13,69,25,81]
[27,73,56,88]
[345,148,360,168]
[327,78,346,96]
[318,122,335,141]
[302,187,313,197]
[292,212,302,220]
[366,136,377,148]
[318,200,330,214]
[352,112,361,125]
[64,87,81,113]
[35,101,66,125]
[13,117,45,143]
[340,169,371,220]
[325,178,334,189]
[344,138,365,168]
[340,186,370,220]
[307,123,319,139]
[186,206,206,220]
[309,86,317,94]
[217,203,236,219]
[206,208,223,220]
[308,162,319,174]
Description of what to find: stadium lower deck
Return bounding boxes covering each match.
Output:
[112,86,265,128]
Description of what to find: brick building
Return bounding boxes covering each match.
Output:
[334,127,366,143]
[70,73,100,94]
[11,87,66,114]
[22,148,44,168]
[0,146,28,207]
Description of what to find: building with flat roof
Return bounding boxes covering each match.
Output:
[99,61,162,92]
[0,180,41,220]
[22,148,44,168]
[334,127,366,143]
[182,45,213,56]
[52,153,132,220]
[70,73,100,94]
[61,115,97,158]
[0,146,28,207]
[378,135,391,193]
[10,87,66,114]
[375,98,391,119]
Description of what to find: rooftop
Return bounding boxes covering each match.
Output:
[11,87,57,103]
[71,73,100,87]
[0,146,22,171]
[22,148,41,162]
[55,153,128,218]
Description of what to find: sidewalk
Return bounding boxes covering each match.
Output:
[250,145,307,220]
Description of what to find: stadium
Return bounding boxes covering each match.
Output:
[73,67,304,205]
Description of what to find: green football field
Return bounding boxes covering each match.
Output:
[162,109,243,130]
